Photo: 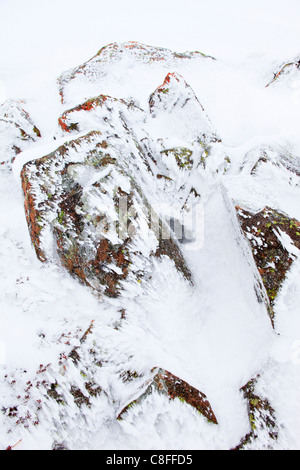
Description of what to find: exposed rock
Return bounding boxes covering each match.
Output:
[1,320,111,442]
[0,99,41,168]
[21,131,192,298]
[58,94,145,136]
[117,368,218,425]
[240,145,300,178]
[11,41,298,450]
[266,58,300,87]
[160,147,193,171]
[236,206,300,325]
[233,376,279,450]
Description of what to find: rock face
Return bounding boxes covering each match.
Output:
[266,57,300,87]
[149,72,220,145]
[58,41,216,106]
[118,368,218,425]
[21,130,192,297]
[236,206,300,326]
[0,100,41,168]
[240,145,300,178]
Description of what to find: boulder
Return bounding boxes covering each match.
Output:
[0,100,41,169]
[236,206,300,326]
[21,131,192,298]
[149,72,220,145]
[58,41,216,106]
[233,376,279,450]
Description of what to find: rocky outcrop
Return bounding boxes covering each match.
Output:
[58,94,145,135]
[236,206,300,326]
[8,41,300,450]
[0,100,41,169]
[21,131,192,298]
[117,368,218,425]
[240,145,300,178]
[233,376,279,450]
[58,41,216,106]
[149,72,220,145]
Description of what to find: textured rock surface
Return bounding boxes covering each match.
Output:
[118,368,218,424]
[58,41,216,106]
[149,72,220,145]
[236,206,300,326]
[0,100,41,168]
[240,145,300,178]
[266,57,300,87]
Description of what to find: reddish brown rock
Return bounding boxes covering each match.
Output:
[21,131,192,299]
[118,368,217,425]
[0,99,41,168]
[236,206,300,325]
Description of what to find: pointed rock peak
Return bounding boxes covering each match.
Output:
[0,99,40,133]
[233,376,279,450]
[1,98,28,118]
[58,94,145,134]
[149,72,220,144]
[149,72,200,115]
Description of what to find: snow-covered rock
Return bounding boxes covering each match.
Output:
[0,100,41,169]
[21,130,192,298]
[149,72,220,145]
[117,368,218,425]
[266,57,300,88]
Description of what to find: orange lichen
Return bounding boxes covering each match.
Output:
[58,95,108,132]
[58,117,70,133]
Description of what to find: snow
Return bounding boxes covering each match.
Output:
[1,0,300,452]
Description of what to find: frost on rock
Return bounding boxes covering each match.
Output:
[58,94,146,136]
[236,206,300,326]
[149,72,220,146]
[266,56,300,88]
[240,145,300,178]
[117,368,218,425]
[58,41,216,106]
[233,376,279,450]
[21,130,192,298]
[0,100,41,169]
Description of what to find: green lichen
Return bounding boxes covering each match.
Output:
[57,210,65,225]
[161,147,193,170]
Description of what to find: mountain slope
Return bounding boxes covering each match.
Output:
[1,42,300,450]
